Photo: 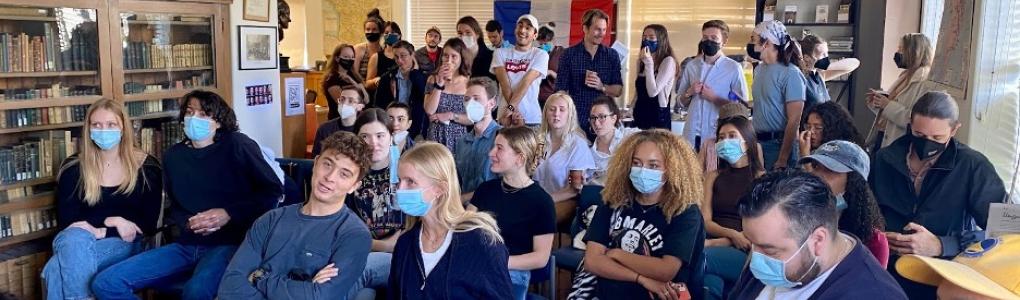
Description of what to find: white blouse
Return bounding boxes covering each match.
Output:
[419,229,454,276]
[535,132,596,193]
[590,127,641,186]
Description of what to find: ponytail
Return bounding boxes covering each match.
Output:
[777,34,802,66]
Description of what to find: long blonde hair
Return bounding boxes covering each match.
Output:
[61,99,144,206]
[602,129,703,220]
[400,142,502,243]
[900,33,933,71]
[540,92,588,150]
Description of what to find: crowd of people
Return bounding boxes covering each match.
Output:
[37,7,1017,300]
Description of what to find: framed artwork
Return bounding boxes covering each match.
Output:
[238,25,278,70]
[243,0,270,22]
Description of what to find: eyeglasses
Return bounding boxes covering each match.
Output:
[589,114,616,122]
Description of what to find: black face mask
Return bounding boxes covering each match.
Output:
[814,57,831,70]
[338,58,354,70]
[911,134,948,160]
[894,52,907,69]
[746,43,761,61]
[365,32,381,42]
[699,40,721,57]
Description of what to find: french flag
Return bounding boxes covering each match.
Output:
[493,0,615,47]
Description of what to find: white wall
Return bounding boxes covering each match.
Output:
[880,0,921,90]
[230,0,284,154]
[280,0,309,68]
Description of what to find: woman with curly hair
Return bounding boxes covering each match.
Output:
[798,101,865,158]
[800,140,888,267]
[577,129,706,300]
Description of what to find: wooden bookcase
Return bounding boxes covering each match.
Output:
[0,1,230,296]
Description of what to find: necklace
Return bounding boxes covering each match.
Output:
[501,180,530,194]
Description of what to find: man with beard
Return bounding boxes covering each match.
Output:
[729,169,905,299]
[414,27,442,75]
[554,9,622,138]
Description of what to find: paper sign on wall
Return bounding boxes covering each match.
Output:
[284,77,304,116]
[988,203,1020,237]
[246,84,273,107]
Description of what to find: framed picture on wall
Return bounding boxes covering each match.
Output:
[243,0,270,22]
[238,25,278,70]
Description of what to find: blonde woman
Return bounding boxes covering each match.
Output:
[577,130,707,300]
[388,142,512,299]
[535,92,596,203]
[866,33,933,149]
[43,99,163,300]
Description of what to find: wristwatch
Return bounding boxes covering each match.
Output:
[249,268,267,285]
[432,82,445,91]
[506,104,516,112]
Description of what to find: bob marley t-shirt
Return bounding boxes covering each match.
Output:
[583,201,706,299]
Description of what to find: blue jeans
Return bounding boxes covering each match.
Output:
[91,243,238,300]
[42,227,138,300]
[509,269,531,300]
[704,246,748,300]
[761,138,798,170]
[348,251,392,300]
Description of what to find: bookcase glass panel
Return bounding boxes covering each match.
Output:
[0,5,102,101]
[119,13,215,95]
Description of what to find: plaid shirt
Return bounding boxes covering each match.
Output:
[555,43,623,131]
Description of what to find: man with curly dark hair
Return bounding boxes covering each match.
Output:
[219,131,373,299]
[799,102,865,158]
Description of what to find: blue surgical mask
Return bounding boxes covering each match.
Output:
[539,43,553,53]
[749,239,817,288]
[389,145,400,185]
[396,188,432,217]
[715,138,745,164]
[384,33,400,46]
[629,167,664,194]
[835,194,848,211]
[465,98,486,123]
[184,116,213,141]
[90,128,122,150]
[641,39,659,52]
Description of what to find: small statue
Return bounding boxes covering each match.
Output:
[278,0,291,41]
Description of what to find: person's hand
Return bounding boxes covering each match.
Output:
[869,93,891,109]
[728,230,752,251]
[436,63,452,85]
[500,111,524,127]
[798,130,813,157]
[429,112,455,123]
[640,47,654,67]
[312,263,339,284]
[701,84,720,104]
[686,82,704,98]
[104,217,143,242]
[189,208,231,236]
[705,238,732,248]
[886,223,943,257]
[69,221,106,239]
[638,276,686,300]
[584,71,605,92]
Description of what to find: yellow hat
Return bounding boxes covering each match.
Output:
[896,235,1020,300]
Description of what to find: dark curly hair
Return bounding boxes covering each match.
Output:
[319,131,373,181]
[179,90,239,142]
[805,102,864,148]
[838,171,886,244]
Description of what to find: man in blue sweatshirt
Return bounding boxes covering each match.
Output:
[729,169,905,300]
[219,131,373,299]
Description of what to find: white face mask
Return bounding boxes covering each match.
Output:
[460,35,477,49]
[393,130,409,144]
[340,104,357,119]
[465,98,486,123]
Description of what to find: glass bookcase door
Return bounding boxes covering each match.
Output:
[118,12,215,96]
[0,4,103,130]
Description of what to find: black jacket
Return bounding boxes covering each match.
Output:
[375,68,428,139]
[870,134,1005,257]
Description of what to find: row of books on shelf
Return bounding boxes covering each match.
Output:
[127,98,180,117]
[137,119,185,160]
[0,130,75,185]
[124,42,212,70]
[0,249,48,300]
[0,184,52,205]
[0,208,57,239]
[124,72,214,94]
[0,105,88,129]
[828,36,854,53]
[0,28,96,73]
[0,84,99,101]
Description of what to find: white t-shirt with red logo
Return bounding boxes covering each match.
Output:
[490,47,549,125]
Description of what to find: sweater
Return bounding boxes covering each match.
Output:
[56,155,163,239]
[163,131,283,245]
[218,204,372,300]
[387,223,513,300]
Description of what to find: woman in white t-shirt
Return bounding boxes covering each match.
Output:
[589,95,640,186]
[535,92,596,202]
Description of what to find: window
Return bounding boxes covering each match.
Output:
[407,0,493,50]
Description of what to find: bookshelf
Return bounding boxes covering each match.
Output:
[0,1,229,297]
[757,0,860,113]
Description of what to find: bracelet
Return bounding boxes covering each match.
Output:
[432,82,445,90]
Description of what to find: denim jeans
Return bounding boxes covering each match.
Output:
[760,138,799,170]
[509,269,531,300]
[347,251,392,300]
[42,227,138,300]
[704,246,748,300]
[91,243,238,300]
